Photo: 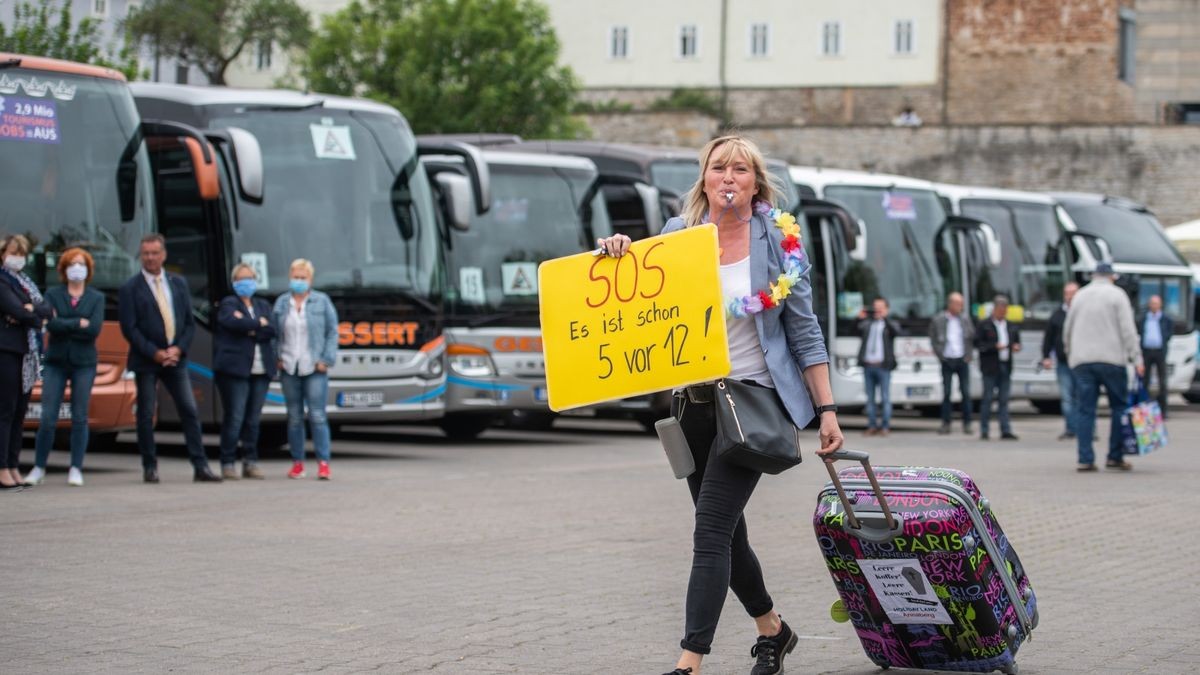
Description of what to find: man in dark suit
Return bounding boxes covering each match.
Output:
[976,294,1021,441]
[1136,294,1173,418]
[118,234,220,483]
[1041,282,1080,440]
[856,297,904,436]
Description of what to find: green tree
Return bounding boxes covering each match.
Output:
[125,0,311,85]
[0,0,141,78]
[305,0,583,138]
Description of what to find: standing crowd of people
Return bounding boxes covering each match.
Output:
[860,261,1164,471]
[0,232,338,489]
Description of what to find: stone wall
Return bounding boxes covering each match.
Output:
[583,112,1200,225]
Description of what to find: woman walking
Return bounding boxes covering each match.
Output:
[0,235,54,490]
[273,259,338,480]
[599,136,843,675]
[214,263,277,480]
[27,249,104,486]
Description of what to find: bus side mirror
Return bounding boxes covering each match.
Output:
[978,223,1002,267]
[436,172,473,232]
[849,217,868,262]
[225,127,264,204]
[634,182,665,236]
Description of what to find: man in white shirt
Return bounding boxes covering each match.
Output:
[930,292,975,434]
[977,295,1021,440]
[856,298,904,436]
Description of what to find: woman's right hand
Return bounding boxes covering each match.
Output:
[79,318,89,328]
[596,234,632,257]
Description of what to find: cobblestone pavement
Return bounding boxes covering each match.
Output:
[4,401,1200,674]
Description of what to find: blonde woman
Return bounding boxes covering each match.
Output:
[273,259,338,480]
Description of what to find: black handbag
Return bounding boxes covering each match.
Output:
[712,378,802,474]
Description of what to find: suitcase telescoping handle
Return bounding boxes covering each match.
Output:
[825,450,897,533]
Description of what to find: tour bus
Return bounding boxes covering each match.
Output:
[1051,192,1198,394]
[4,53,215,447]
[420,148,613,438]
[789,167,1000,412]
[936,184,1111,411]
[130,83,489,439]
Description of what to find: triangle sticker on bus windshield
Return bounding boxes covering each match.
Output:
[310,124,356,160]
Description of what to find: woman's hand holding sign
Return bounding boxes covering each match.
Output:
[596,234,632,258]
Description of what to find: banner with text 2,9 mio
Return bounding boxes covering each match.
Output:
[539,224,731,411]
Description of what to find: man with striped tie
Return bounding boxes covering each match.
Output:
[118,234,220,483]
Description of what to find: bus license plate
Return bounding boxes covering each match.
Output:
[25,403,73,419]
[337,391,385,408]
[906,386,934,398]
[534,387,548,402]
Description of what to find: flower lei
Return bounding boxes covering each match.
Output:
[707,203,809,319]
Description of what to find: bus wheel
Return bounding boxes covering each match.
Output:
[88,432,119,452]
[1030,400,1061,415]
[440,414,494,441]
[506,411,556,431]
[257,424,290,452]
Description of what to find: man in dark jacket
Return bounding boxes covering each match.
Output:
[976,295,1021,440]
[1041,282,1079,439]
[118,234,220,483]
[857,297,904,436]
[1136,294,1173,419]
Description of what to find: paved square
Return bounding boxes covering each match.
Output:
[5,403,1199,674]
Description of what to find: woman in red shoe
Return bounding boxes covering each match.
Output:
[600,136,843,675]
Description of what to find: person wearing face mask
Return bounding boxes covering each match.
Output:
[26,249,104,487]
[272,259,338,480]
[0,234,54,490]
[213,263,278,480]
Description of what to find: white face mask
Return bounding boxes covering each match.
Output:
[66,263,88,282]
[3,255,26,272]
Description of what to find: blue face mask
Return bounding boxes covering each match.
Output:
[289,278,310,295]
[232,278,257,298]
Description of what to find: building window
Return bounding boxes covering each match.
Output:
[894,19,915,55]
[679,25,698,59]
[749,23,769,57]
[175,64,189,85]
[1118,8,1136,83]
[92,0,107,16]
[256,40,273,71]
[609,26,629,60]
[126,1,141,15]
[821,21,841,57]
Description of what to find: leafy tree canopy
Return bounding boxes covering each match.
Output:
[0,0,140,79]
[305,0,583,138]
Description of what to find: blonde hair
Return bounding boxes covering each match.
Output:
[230,262,257,282]
[681,135,779,227]
[289,258,315,277]
[1,233,32,257]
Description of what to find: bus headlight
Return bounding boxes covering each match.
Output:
[447,344,496,378]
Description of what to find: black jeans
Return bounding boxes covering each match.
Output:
[1142,348,1168,417]
[939,358,972,426]
[0,351,30,469]
[673,392,774,655]
[134,361,210,470]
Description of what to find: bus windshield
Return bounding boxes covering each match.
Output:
[825,186,956,325]
[1132,275,1193,330]
[960,199,1066,323]
[1061,201,1187,267]
[0,68,154,291]
[209,108,440,298]
[649,159,800,210]
[446,163,610,317]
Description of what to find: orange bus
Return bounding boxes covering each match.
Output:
[3,53,215,447]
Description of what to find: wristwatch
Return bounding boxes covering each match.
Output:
[815,404,838,415]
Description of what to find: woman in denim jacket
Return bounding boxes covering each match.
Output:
[273,258,338,480]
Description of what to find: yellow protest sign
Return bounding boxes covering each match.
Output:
[539,224,731,411]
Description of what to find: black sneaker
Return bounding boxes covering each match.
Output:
[750,620,797,674]
[661,669,692,675]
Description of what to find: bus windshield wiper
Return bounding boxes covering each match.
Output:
[236,101,324,113]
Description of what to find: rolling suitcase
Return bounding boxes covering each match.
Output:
[813,450,1037,674]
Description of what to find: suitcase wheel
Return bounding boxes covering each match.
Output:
[999,663,1018,675]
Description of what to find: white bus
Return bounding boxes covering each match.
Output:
[790,167,999,411]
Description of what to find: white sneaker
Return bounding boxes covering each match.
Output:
[67,467,83,486]
[25,466,46,485]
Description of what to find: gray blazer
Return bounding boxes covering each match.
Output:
[929,311,975,361]
[663,211,829,429]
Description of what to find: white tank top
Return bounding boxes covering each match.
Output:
[719,257,774,387]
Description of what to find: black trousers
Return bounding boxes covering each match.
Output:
[673,392,774,655]
[0,351,31,469]
[1142,348,1169,418]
